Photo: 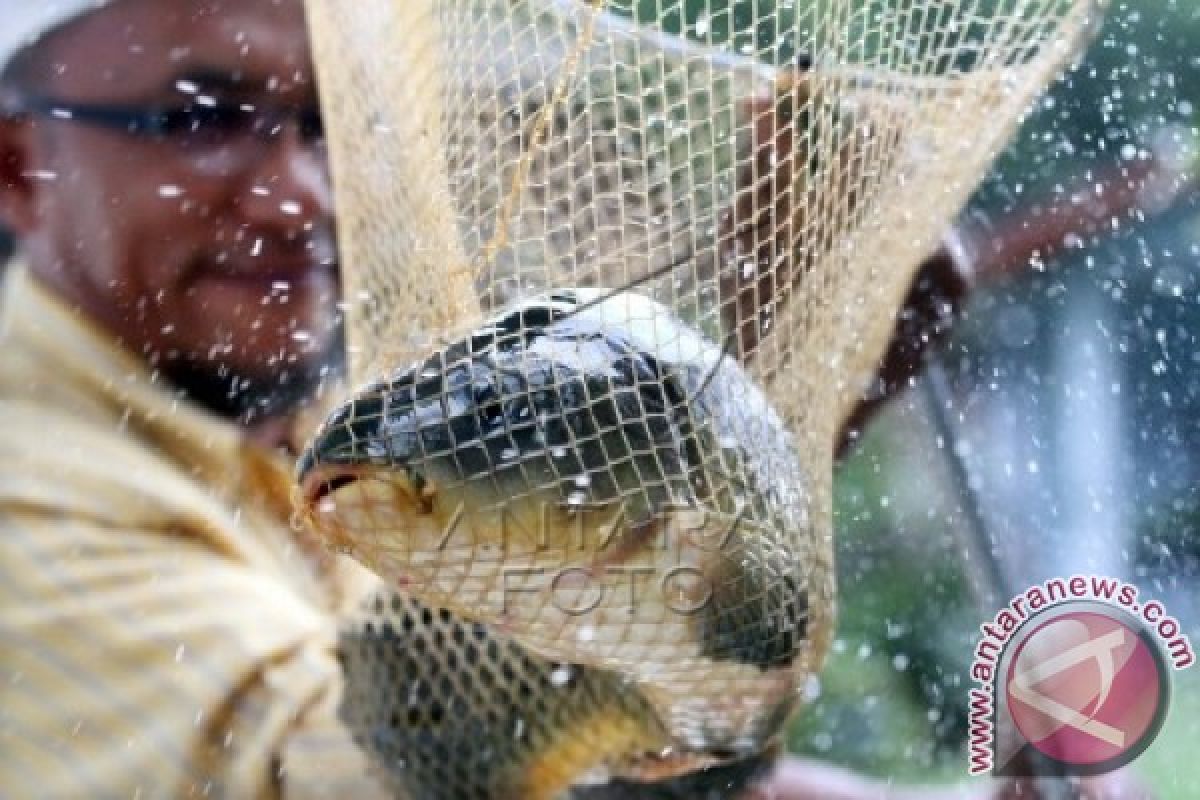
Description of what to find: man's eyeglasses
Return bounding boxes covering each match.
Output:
[1,94,325,176]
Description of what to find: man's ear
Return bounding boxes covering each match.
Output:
[0,116,39,236]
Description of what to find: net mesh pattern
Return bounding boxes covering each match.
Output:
[340,588,667,799]
[299,1,1102,797]
[341,587,780,799]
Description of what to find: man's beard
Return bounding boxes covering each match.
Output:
[162,327,347,426]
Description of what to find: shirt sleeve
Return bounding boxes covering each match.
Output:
[0,509,393,799]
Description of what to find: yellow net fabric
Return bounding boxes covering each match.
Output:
[307,0,1100,429]
[300,1,1103,797]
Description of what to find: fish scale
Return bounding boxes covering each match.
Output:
[301,290,822,792]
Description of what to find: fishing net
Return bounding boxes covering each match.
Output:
[299,0,1102,797]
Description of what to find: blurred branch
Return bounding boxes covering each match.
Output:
[961,144,1200,287]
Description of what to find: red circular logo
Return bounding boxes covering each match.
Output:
[1005,608,1168,768]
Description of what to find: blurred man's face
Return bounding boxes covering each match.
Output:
[0,0,339,420]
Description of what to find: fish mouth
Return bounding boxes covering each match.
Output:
[295,375,402,510]
[296,387,439,517]
[295,396,382,509]
[298,464,367,509]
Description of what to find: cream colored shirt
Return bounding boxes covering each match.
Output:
[0,265,388,799]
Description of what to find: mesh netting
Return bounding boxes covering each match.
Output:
[299,1,1102,797]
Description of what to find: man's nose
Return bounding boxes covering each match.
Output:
[235,123,333,230]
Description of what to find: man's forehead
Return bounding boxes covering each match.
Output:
[35,0,312,100]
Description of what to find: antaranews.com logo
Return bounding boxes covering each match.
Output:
[968,575,1194,777]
